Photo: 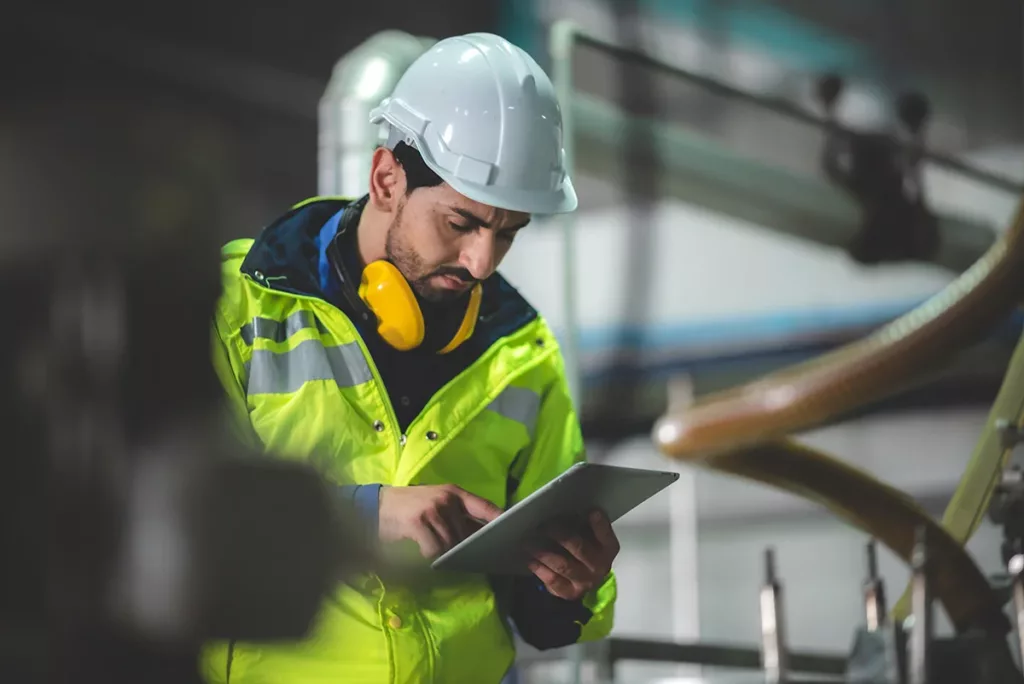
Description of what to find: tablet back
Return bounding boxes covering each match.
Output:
[431,462,679,575]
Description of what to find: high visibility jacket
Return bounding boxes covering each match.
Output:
[199,198,616,684]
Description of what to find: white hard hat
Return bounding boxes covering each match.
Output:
[369,32,577,215]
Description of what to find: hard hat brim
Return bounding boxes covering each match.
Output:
[438,169,579,216]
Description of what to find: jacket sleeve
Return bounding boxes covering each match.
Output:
[210,319,259,451]
[210,287,382,536]
[501,350,617,650]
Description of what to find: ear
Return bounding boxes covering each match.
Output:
[368,147,405,212]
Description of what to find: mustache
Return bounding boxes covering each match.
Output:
[430,266,476,284]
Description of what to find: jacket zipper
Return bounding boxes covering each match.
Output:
[341,318,405,457]
[225,640,235,684]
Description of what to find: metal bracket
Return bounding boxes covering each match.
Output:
[996,419,1024,451]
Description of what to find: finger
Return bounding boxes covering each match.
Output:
[424,510,457,550]
[548,523,600,575]
[589,509,620,556]
[528,545,592,585]
[528,558,583,601]
[455,489,503,523]
[411,523,445,559]
[438,505,476,544]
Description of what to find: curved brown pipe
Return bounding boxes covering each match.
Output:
[699,439,1008,635]
[653,198,1024,458]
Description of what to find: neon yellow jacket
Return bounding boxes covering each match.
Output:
[200,198,616,684]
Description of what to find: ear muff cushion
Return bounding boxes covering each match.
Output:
[358,261,425,351]
[438,284,482,354]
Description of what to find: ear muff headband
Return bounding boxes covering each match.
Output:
[438,283,482,354]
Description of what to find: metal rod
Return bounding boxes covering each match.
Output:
[597,637,848,674]
[550,24,585,684]
[760,548,790,684]
[864,539,888,632]
[550,22,583,408]
[563,25,1023,194]
[909,527,932,684]
[892,619,910,684]
[1009,554,1024,668]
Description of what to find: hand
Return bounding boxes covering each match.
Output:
[378,484,503,558]
[527,510,620,601]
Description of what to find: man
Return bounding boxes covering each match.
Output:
[200,32,618,683]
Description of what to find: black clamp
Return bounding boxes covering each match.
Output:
[815,74,939,265]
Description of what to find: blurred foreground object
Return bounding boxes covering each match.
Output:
[1,89,367,684]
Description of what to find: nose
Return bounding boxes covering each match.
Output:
[459,233,498,281]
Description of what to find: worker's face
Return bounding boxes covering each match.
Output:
[385,183,531,304]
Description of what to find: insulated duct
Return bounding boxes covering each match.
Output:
[318,31,436,197]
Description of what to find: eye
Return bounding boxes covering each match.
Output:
[448,222,474,234]
[498,228,522,244]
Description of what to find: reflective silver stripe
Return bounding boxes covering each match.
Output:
[247,338,372,395]
[240,311,320,346]
[486,385,542,436]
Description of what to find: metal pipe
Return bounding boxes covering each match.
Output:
[520,637,849,677]
[550,21,583,405]
[864,539,888,632]
[1009,553,1024,667]
[318,31,436,198]
[759,548,790,684]
[909,527,932,684]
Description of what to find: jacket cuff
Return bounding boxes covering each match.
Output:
[507,574,593,650]
[337,484,382,538]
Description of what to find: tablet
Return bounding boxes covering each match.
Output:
[430,462,680,575]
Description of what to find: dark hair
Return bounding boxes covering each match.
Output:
[391,141,444,193]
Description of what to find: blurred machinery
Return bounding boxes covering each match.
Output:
[650,124,1024,684]
[548,19,1022,276]
[1,95,369,684]
[815,75,940,266]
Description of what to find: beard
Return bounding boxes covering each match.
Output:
[384,199,476,304]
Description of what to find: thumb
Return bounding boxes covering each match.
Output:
[455,489,503,523]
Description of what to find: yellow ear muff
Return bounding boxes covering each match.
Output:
[438,283,483,355]
[358,261,424,351]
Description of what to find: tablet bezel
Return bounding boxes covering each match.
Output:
[430,462,680,575]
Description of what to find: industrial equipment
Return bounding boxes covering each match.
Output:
[651,134,1024,684]
[2,102,371,684]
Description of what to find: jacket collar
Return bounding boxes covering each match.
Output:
[239,196,540,348]
[240,197,351,300]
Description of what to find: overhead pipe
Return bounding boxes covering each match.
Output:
[318,31,436,198]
